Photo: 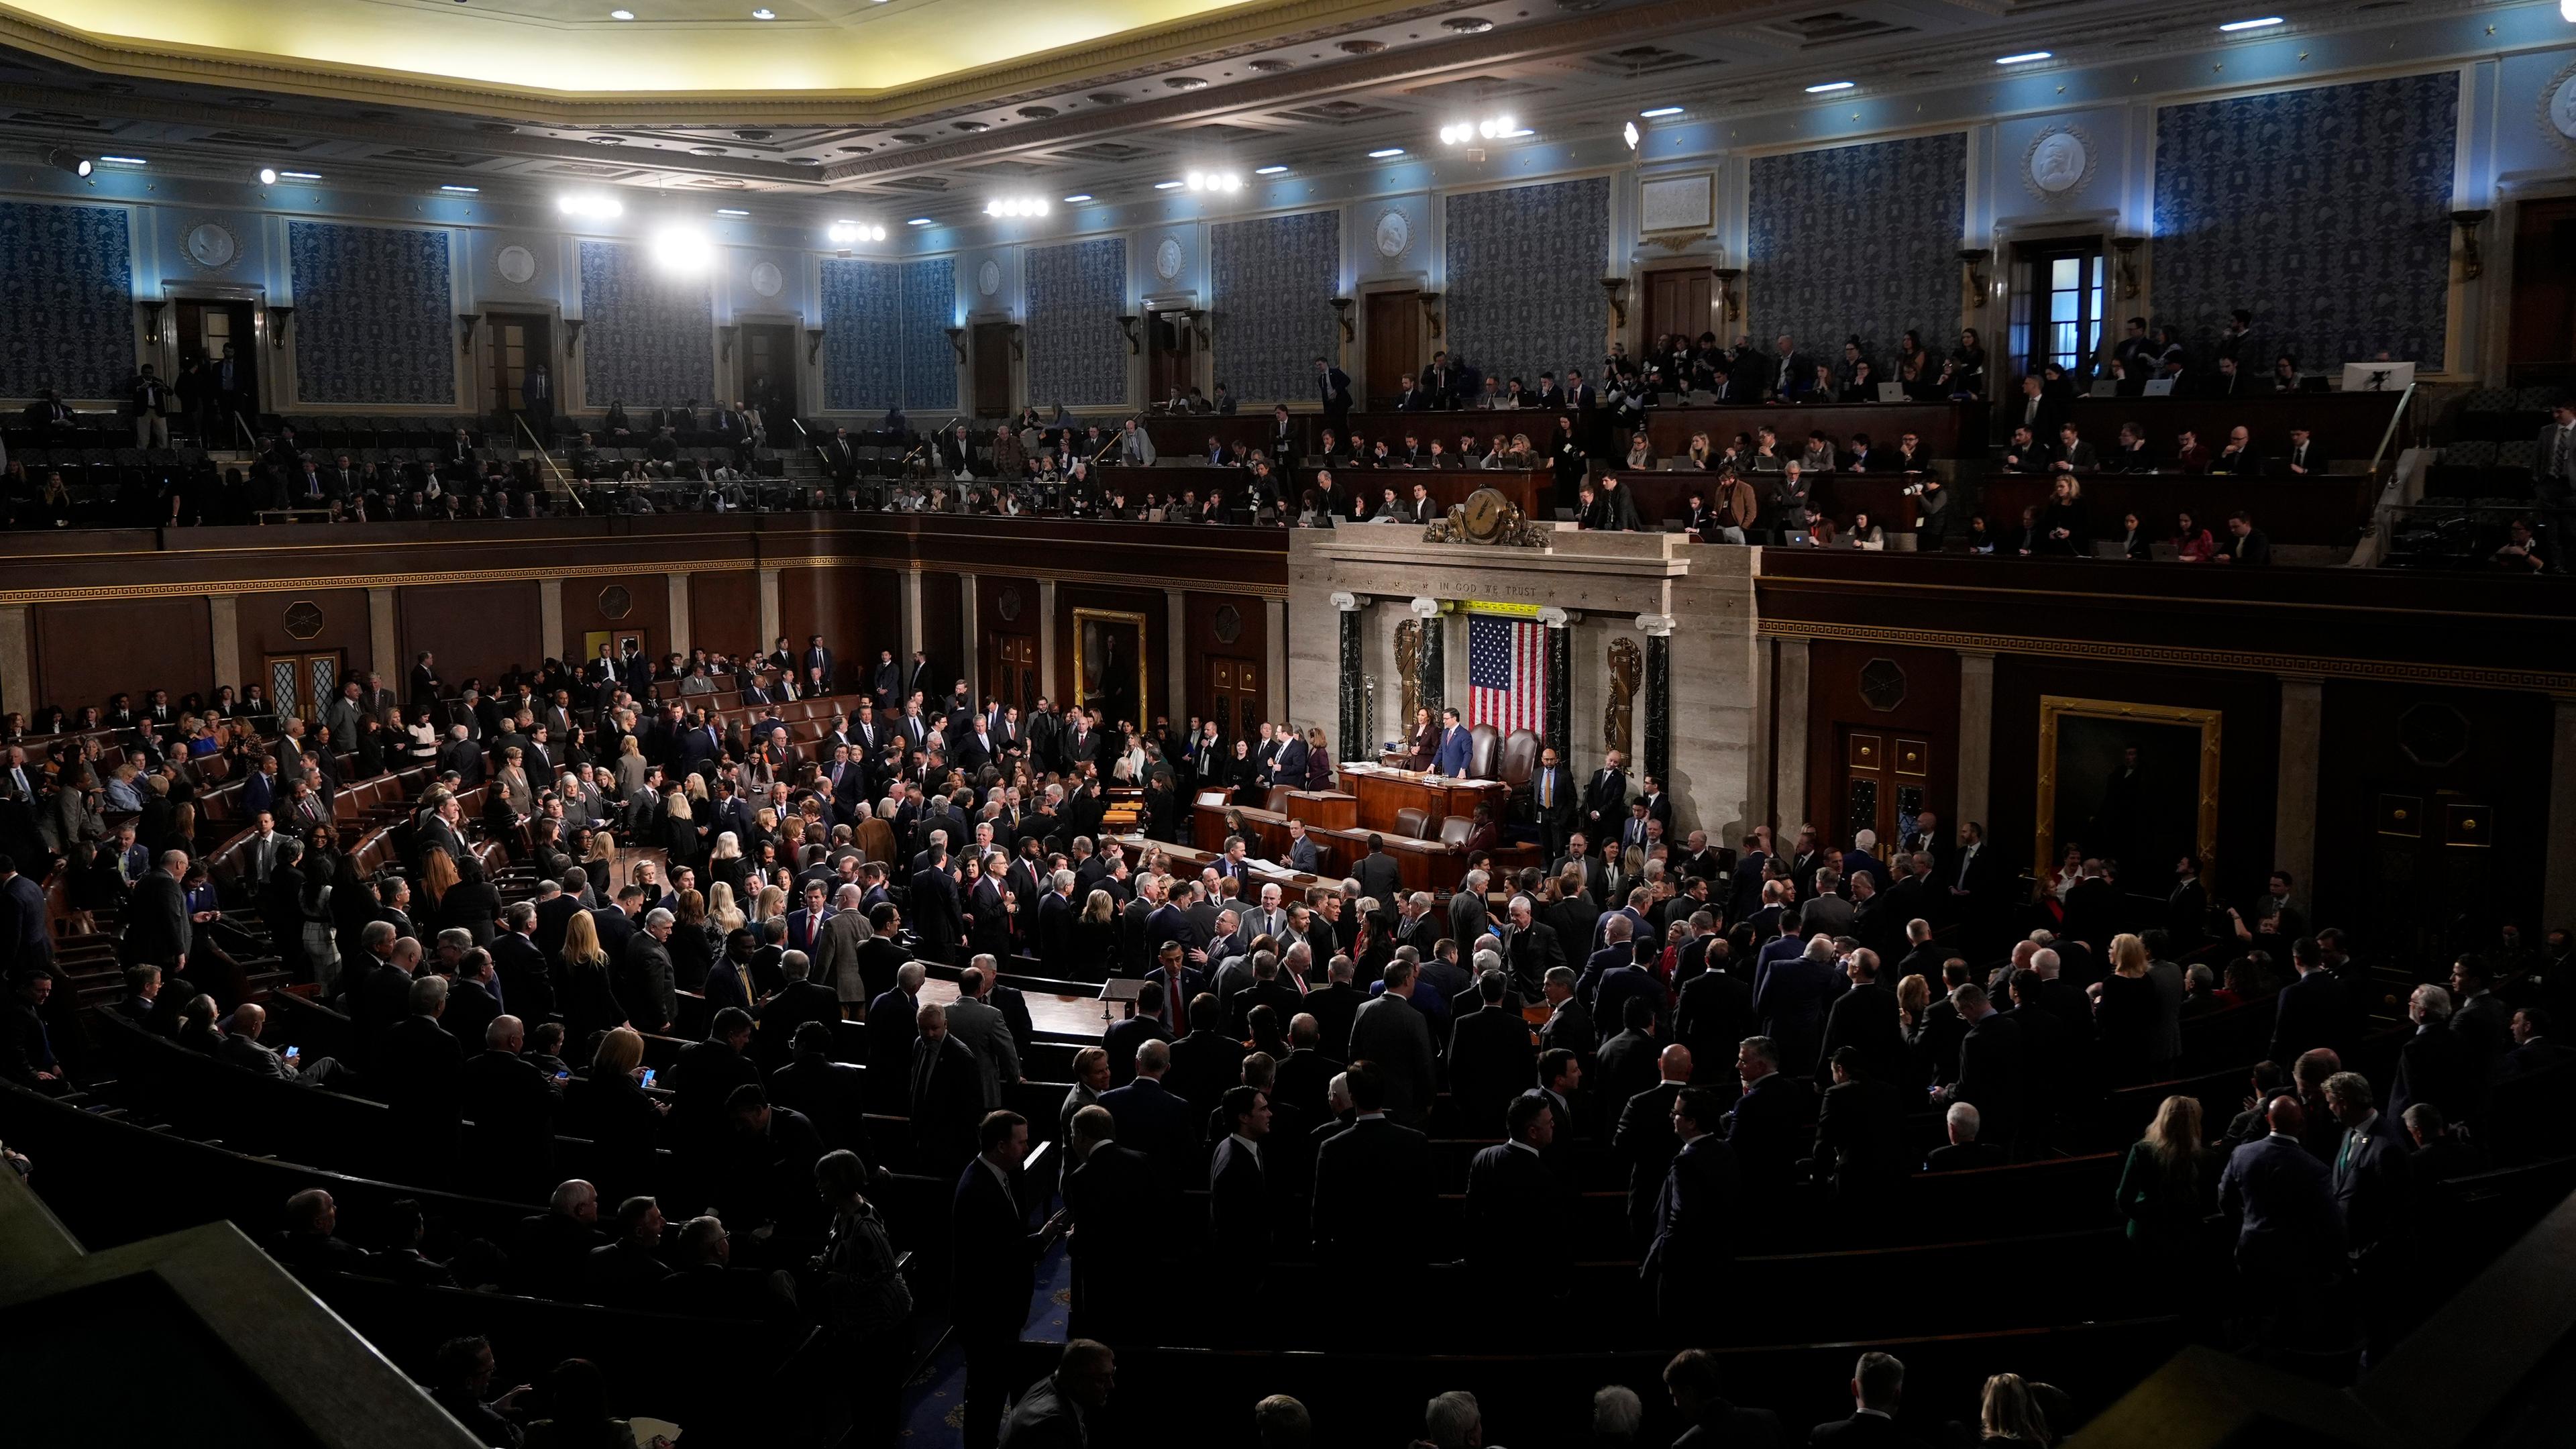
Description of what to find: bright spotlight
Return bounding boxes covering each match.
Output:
[44,146,93,178]
[557,193,625,219]
[649,223,714,274]
[1622,121,1640,152]
[981,197,1050,217]
[257,167,278,185]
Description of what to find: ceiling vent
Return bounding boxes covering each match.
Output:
[1271,99,1407,125]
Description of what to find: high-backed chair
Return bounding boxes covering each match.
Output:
[1468,724,1499,779]
[1439,814,1474,847]
[1499,729,1541,790]
[1266,786,1294,814]
[1394,806,1430,840]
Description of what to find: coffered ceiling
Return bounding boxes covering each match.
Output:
[0,0,2526,227]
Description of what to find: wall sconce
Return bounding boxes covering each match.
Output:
[2109,237,2143,300]
[563,319,584,354]
[1116,314,1142,355]
[1601,277,1629,330]
[1418,291,1443,339]
[1185,308,1210,349]
[1330,297,1354,343]
[138,299,166,352]
[2451,209,2492,282]
[804,327,824,365]
[717,323,739,362]
[1712,268,1742,323]
[1010,323,1026,362]
[1957,249,1992,311]
[458,313,480,352]
[945,326,968,362]
[266,305,294,350]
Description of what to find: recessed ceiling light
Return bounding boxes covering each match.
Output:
[1155,180,1186,190]
[1995,51,2051,64]
[1805,80,1854,93]
[278,170,321,180]
[2217,15,2282,30]
[441,184,480,193]
[610,7,633,17]
[1638,105,1684,118]
[97,155,148,166]
[715,207,749,216]
[1443,15,1493,32]
[907,217,933,225]
[1254,164,1287,175]
[257,167,278,184]
[1063,193,1093,202]
[751,7,775,17]
[1368,147,1406,158]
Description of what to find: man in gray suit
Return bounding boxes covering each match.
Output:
[1240,882,1289,945]
[1800,867,1856,940]
[1351,834,1403,908]
[814,883,871,1011]
[2537,400,2576,568]
[1449,871,1493,954]
[946,959,1022,1109]
[1347,955,1438,1124]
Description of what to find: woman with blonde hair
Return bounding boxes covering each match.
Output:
[663,789,702,872]
[585,829,620,885]
[555,908,627,1044]
[1977,1373,2052,1444]
[708,830,749,897]
[2092,931,2159,1083]
[708,879,747,936]
[1071,888,1118,975]
[753,883,787,926]
[574,1025,663,1197]
[2114,1093,2206,1271]
[419,846,460,910]
[669,888,716,989]
[614,733,647,795]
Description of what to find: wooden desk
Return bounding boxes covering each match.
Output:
[1138,832,1339,898]
[1346,767,1511,836]
[1605,470,1923,530]
[2063,390,2406,469]
[1283,790,1356,831]
[1093,464,1543,520]
[1187,802,1536,895]
[1975,472,2377,546]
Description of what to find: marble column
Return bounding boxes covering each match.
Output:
[1410,596,1446,717]
[2273,675,2324,898]
[367,587,398,684]
[1165,588,1189,726]
[208,596,241,698]
[1539,606,1572,764]
[959,572,981,702]
[757,568,782,654]
[537,580,565,664]
[0,605,31,714]
[1637,614,1674,786]
[1266,597,1288,727]
[1333,592,1363,761]
[2548,695,2576,930]
[1774,636,1811,830]
[898,569,924,663]
[1038,579,1059,707]
[1955,649,1996,834]
[665,572,692,658]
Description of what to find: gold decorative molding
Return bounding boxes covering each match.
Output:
[1755,616,2576,695]
[2035,694,2221,889]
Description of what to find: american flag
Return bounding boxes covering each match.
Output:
[1467,614,1547,733]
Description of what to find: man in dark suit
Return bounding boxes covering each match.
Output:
[1347,957,1438,1124]
[1816,949,1908,1087]
[380,977,468,1171]
[2216,511,2272,565]
[2389,985,2483,1130]
[2325,1069,2414,1360]
[1309,1062,1432,1258]
[2270,937,2359,1066]
[1315,356,1352,433]
[1446,971,1536,1138]
[442,951,506,1056]
[1100,979,1175,1089]
[1466,1094,1570,1269]
[864,962,924,1080]
[1613,1043,1693,1250]
[1808,1046,1911,1212]
[1060,1104,1155,1341]
[1099,1038,1202,1189]
[2218,1093,2344,1299]
[1809,1352,1926,1448]
[1523,747,1579,864]
[1723,1036,1813,1204]
[119,850,191,971]
[1644,1089,1743,1338]
[1208,1084,1273,1266]
[1934,983,2025,1155]
[908,1002,986,1178]
[1350,835,1403,909]
[1593,996,1664,1131]
[906,847,963,965]
[951,1110,1049,1449]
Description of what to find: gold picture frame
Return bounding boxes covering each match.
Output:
[2035,694,2221,883]
[1071,607,1150,727]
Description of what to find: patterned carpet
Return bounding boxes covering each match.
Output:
[896,1240,1071,1440]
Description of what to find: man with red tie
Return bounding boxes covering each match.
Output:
[784,882,833,957]
[1431,707,1474,778]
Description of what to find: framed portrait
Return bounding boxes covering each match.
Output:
[1072,608,1149,731]
[2035,695,2221,885]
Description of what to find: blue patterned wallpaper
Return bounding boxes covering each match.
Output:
[286,221,454,405]
[902,257,957,413]
[1025,237,1126,409]
[1444,178,1611,388]
[1748,133,1965,360]
[1211,210,1340,404]
[820,258,902,411]
[2154,73,2457,366]
[578,238,713,408]
[0,201,132,400]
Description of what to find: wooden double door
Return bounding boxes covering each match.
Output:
[1201,655,1263,740]
[266,651,343,722]
[984,633,1038,714]
[1835,723,1935,848]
